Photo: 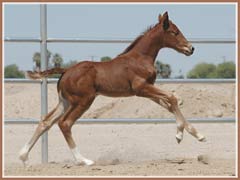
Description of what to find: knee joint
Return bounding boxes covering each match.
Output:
[40,121,51,130]
[168,95,178,112]
[58,121,70,133]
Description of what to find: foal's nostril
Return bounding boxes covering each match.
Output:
[191,47,195,52]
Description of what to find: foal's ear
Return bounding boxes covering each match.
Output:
[158,12,170,30]
[162,11,169,31]
[158,14,162,22]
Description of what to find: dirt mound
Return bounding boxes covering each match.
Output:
[4,83,235,119]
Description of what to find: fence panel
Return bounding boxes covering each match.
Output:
[4,4,236,164]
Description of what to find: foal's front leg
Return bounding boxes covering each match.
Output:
[135,83,206,143]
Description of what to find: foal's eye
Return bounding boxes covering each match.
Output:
[170,31,179,36]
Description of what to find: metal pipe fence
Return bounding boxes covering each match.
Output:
[4,4,236,164]
[4,78,236,84]
[40,5,48,163]
[4,117,236,125]
[4,37,236,44]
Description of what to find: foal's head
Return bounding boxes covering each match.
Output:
[158,12,194,56]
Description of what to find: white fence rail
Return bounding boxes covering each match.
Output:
[5,37,236,44]
[4,117,236,125]
[4,78,236,84]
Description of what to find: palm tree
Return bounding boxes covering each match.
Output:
[32,50,52,71]
[52,53,63,68]
[33,52,41,71]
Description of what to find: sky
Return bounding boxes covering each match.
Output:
[4,3,237,77]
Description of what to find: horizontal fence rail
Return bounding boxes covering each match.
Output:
[5,37,236,44]
[4,78,236,84]
[4,117,235,124]
[4,78,236,124]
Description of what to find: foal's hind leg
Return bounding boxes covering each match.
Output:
[19,102,65,163]
[58,96,95,166]
[135,83,206,143]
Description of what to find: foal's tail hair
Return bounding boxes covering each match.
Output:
[26,68,67,79]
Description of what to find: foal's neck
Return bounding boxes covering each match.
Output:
[133,30,164,62]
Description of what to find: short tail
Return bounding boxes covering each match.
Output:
[26,67,67,79]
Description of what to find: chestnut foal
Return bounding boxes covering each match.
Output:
[19,12,206,166]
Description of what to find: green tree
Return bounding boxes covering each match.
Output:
[62,60,78,68]
[4,64,25,78]
[216,61,235,78]
[101,56,112,62]
[155,61,172,78]
[52,53,63,68]
[187,63,217,78]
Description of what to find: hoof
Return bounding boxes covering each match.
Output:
[19,144,29,163]
[176,137,182,144]
[197,134,207,142]
[76,159,94,166]
[198,136,207,142]
[19,153,28,167]
[175,133,183,144]
[84,159,95,166]
[19,152,28,163]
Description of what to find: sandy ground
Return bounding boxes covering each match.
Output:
[4,124,236,177]
[3,83,236,177]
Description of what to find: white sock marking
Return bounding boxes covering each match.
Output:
[19,144,30,162]
[71,147,94,166]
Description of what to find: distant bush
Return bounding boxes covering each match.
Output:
[187,61,235,78]
[100,56,112,62]
[4,64,25,78]
[216,61,235,78]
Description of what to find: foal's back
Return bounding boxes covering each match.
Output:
[59,57,135,98]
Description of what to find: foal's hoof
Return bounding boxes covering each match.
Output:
[176,137,182,144]
[84,159,95,166]
[198,136,207,142]
[19,152,28,163]
[76,159,94,166]
[175,134,183,144]
[197,134,207,142]
[19,153,29,167]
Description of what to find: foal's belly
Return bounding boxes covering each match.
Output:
[95,80,135,97]
[97,90,135,97]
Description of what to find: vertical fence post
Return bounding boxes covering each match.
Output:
[40,4,48,163]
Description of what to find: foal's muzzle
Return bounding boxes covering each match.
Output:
[183,45,194,56]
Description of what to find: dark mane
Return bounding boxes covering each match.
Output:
[118,24,157,56]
